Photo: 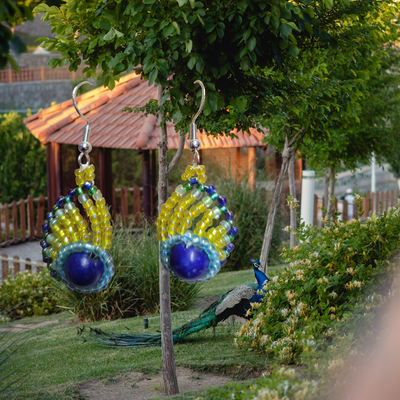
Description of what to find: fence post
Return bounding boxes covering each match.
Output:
[20,200,26,242]
[12,201,19,244]
[1,254,7,281]
[13,256,20,275]
[40,66,45,81]
[313,194,318,226]
[26,258,31,272]
[36,196,46,237]
[363,192,370,217]
[370,192,375,214]
[8,68,12,83]
[120,186,129,227]
[343,200,348,221]
[27,195,35,241]
[133,186,141,225]
[4,204,10,245]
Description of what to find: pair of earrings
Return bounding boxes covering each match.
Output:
[41,80,238,292]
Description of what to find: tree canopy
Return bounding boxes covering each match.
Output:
[35,0,383,136]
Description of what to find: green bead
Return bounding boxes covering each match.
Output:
[52,205,59,212]
[219,205,227,213]
[64,197,72,203]
[224,249,230,257]
[227,233,234,242]
[88,186,98,196]
[183,182,193,191]
[198,184,205,192]
[210,192,218,201]
[76,186,84,196]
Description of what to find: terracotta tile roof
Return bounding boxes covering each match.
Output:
[24,73,265,150]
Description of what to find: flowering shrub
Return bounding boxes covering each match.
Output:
[0,270,61,320]
[236,198,400,364]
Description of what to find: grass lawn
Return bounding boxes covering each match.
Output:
[1,266,285,399]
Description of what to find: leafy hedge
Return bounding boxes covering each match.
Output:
[0,270,61,321]
[236,197,398,363]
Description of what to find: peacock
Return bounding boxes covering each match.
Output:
[84,260,269,347]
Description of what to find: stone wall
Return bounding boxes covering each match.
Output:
[0,80,72,110]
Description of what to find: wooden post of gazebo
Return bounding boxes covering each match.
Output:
[248,147,257,190]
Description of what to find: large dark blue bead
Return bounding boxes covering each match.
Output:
[65,252,104,289]
[170,243,209,281]
[40,240,48,249]
[205,185,215,195]
[226,243,235,253]
[42,255,49,263]
[46,212,54,220]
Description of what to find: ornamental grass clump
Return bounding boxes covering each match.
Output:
[236,197,400,364]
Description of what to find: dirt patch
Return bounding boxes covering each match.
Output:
[0,319,59,333]
[79,366,233,400]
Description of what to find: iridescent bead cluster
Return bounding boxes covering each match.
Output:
[156,164,238,266]
[40,164,114,293]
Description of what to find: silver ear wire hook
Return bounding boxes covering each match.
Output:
[188,80,205,166]
[72,81,94,167]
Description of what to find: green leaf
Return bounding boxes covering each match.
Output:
[189,0,195,8]
[185,39,193,53]
[103,28,116,41]
[288,44,299,57]
[48,58,60,68]
[148,69,158,85]
[172,21,180,34]
[177,0,188,6]
[240,57,251,70]
[173,110,183,123]
[187,56,197,70]
[247,36,256,52]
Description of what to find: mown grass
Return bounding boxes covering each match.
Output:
[1,266,285,399]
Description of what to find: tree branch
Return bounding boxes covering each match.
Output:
[168,134,185,176]
[288,127,305,147]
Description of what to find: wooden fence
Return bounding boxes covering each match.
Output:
[0,66,87,84]
[1,254,45,283]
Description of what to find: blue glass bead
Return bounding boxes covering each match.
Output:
[189,178,199,186]
[170,243,209,281]
[220,259,227,265]
[225,211,234,221]
[217,196,227,206]
[46,212,54,220]
[42,255,49,263]
[228,226,239,236]
[68,189,76,198]
[56,196,65,207]
[40,240,48,249]
[205,185,215,195]
[65,252,104,289]
[226,243,235,252]
[83,181,92,191]
[42,222,49,233]
[219,205,227,213]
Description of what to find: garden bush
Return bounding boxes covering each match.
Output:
[236,197,400,363]
[57,225,200,322]
[0,270,61,321]
[215,174,283,271]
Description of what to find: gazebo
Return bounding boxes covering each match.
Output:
[24,73,265,217]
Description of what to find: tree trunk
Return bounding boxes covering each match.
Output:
[323,174,329,209]
[260,136,293,272]
[158,87,179,396]
[288,153,297,249]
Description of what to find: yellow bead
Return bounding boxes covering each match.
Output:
[156,233,165,241]
[157,217,168,227]
[75,176,85,185]
[86,173,95,181]
[60,236,69,245]
[86,164,95,174]
[205,210,214,219]
[198,175,207,183]
[83,199,94,209]
[104,226,113,234]
[81,232,91,242]
[197,202,206,213]
[74,168,84,177]
[70,208,79,215]
[78,220,88,230]
[53,241,62,250]
[51,250,58,259]
[93,237,101,245]
[160,204,170,214]
[197,165,206,175]
[103,241,112,250]
[168,226,176,235]
[171,192,182,202]
[218,250,227,261]
[70,232,80,242]
[103,211,111,220]
[51,224,61,233]
[217,226,227,235]
[185,165,194,175]
[101,220,111,228]
[181,173,189,180]
[96,198,106,207]
[166,198,175,208]
[177,226,186,235]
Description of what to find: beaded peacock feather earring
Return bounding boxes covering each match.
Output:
[40,82,115,294]
[156,81,238,283]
